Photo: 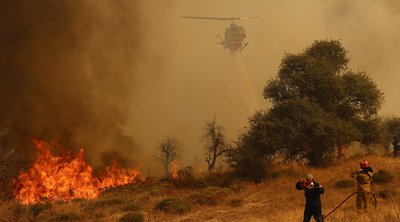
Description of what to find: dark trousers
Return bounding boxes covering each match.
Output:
[303,205,323,222]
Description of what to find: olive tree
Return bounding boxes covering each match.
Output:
[239,40,384,167]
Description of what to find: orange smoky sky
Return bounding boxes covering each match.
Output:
[1,0,400,175]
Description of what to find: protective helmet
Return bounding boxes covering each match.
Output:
[306,173,313,180]
[360,160,370,169]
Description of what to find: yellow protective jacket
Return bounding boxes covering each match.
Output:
[351,171,372,193]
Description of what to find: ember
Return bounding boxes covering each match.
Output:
[13,138,142,204]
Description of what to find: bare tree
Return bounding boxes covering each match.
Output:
[153,136,182,178]
[203,115,230,172]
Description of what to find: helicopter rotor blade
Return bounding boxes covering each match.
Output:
[181,16,263,21]
[238,16,264,20]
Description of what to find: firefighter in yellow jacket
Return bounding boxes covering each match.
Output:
[351,160,373,213]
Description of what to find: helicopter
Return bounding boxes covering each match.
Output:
[181,16,263,54]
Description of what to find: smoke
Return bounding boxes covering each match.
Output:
[2,0,400,175]
[0,0,173,167]
[127,0,400,173]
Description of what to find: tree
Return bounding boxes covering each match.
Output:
[241,40,384,167]
[153,136,182,178]
[379,116,400,150]
[202,116,230,172]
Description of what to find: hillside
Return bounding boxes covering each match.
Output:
[1,154,399,222]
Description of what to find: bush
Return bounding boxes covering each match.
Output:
[229,199,243,207]
[155,198,190,214]
[185,186,231,206]
[202,186,230,197]
[84,198,123,212]
[93,198,123,208]
[203,171,235,187]
[377,189,396,199]
[334,179,356,188]
[119,212,144,222]
[373,170,394,184]
[172,175,207,189]
[228,146,268,182]
[51,213,81,221]
[30,202,52,217]
[122,202,142,212]
[186,193,216,206]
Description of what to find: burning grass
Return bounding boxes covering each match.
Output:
[2,153,400,221]
[12,138,143,205]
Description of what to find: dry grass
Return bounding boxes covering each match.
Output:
[1,154,400,221]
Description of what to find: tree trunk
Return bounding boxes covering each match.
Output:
[208,148,217,171]
[308,149,323,167]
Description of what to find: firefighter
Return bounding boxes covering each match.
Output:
[296,174,325,222]
[351,160,373,213]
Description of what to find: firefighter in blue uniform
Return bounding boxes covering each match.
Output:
[296,174,325,222]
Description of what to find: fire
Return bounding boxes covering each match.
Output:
[170,160,180,179]
[98,159,141,189]
[13,138,142,204]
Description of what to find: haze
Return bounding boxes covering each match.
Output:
[1,0,400,175]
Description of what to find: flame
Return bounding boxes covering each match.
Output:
[98,159,142,189]
[13,138,142,204]
[170,160,180,179]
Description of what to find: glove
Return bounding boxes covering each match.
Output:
[307,182,315,190]
[299,178,307,189]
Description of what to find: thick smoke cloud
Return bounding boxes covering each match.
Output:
[0,0,171,167]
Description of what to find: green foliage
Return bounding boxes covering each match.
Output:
[334,179,356,188]
[380,116,400,150]
[119,212,144,222]
[29,202,52,217]
[240,39,384,167]
[227,137,268,182]
[373,170,394,184]
[155,198,191,214]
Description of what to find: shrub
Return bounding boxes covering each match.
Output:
[122,202,142,212]
[30,202,52,217]
[203,171,235,187]
[84,198,123,212]
[119,212,144,222]
[334,179,356,188]
[203,186,230,198]
[172,176,207,189]
[377,189,396,199]
[373,170,394,184]
[12,203,27,219]
[155,198,190,214]
[51,213,81,221]
[228,146,268,182]
[186,193,216,206]
[93,198,123,208]
[228,199,243,207]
